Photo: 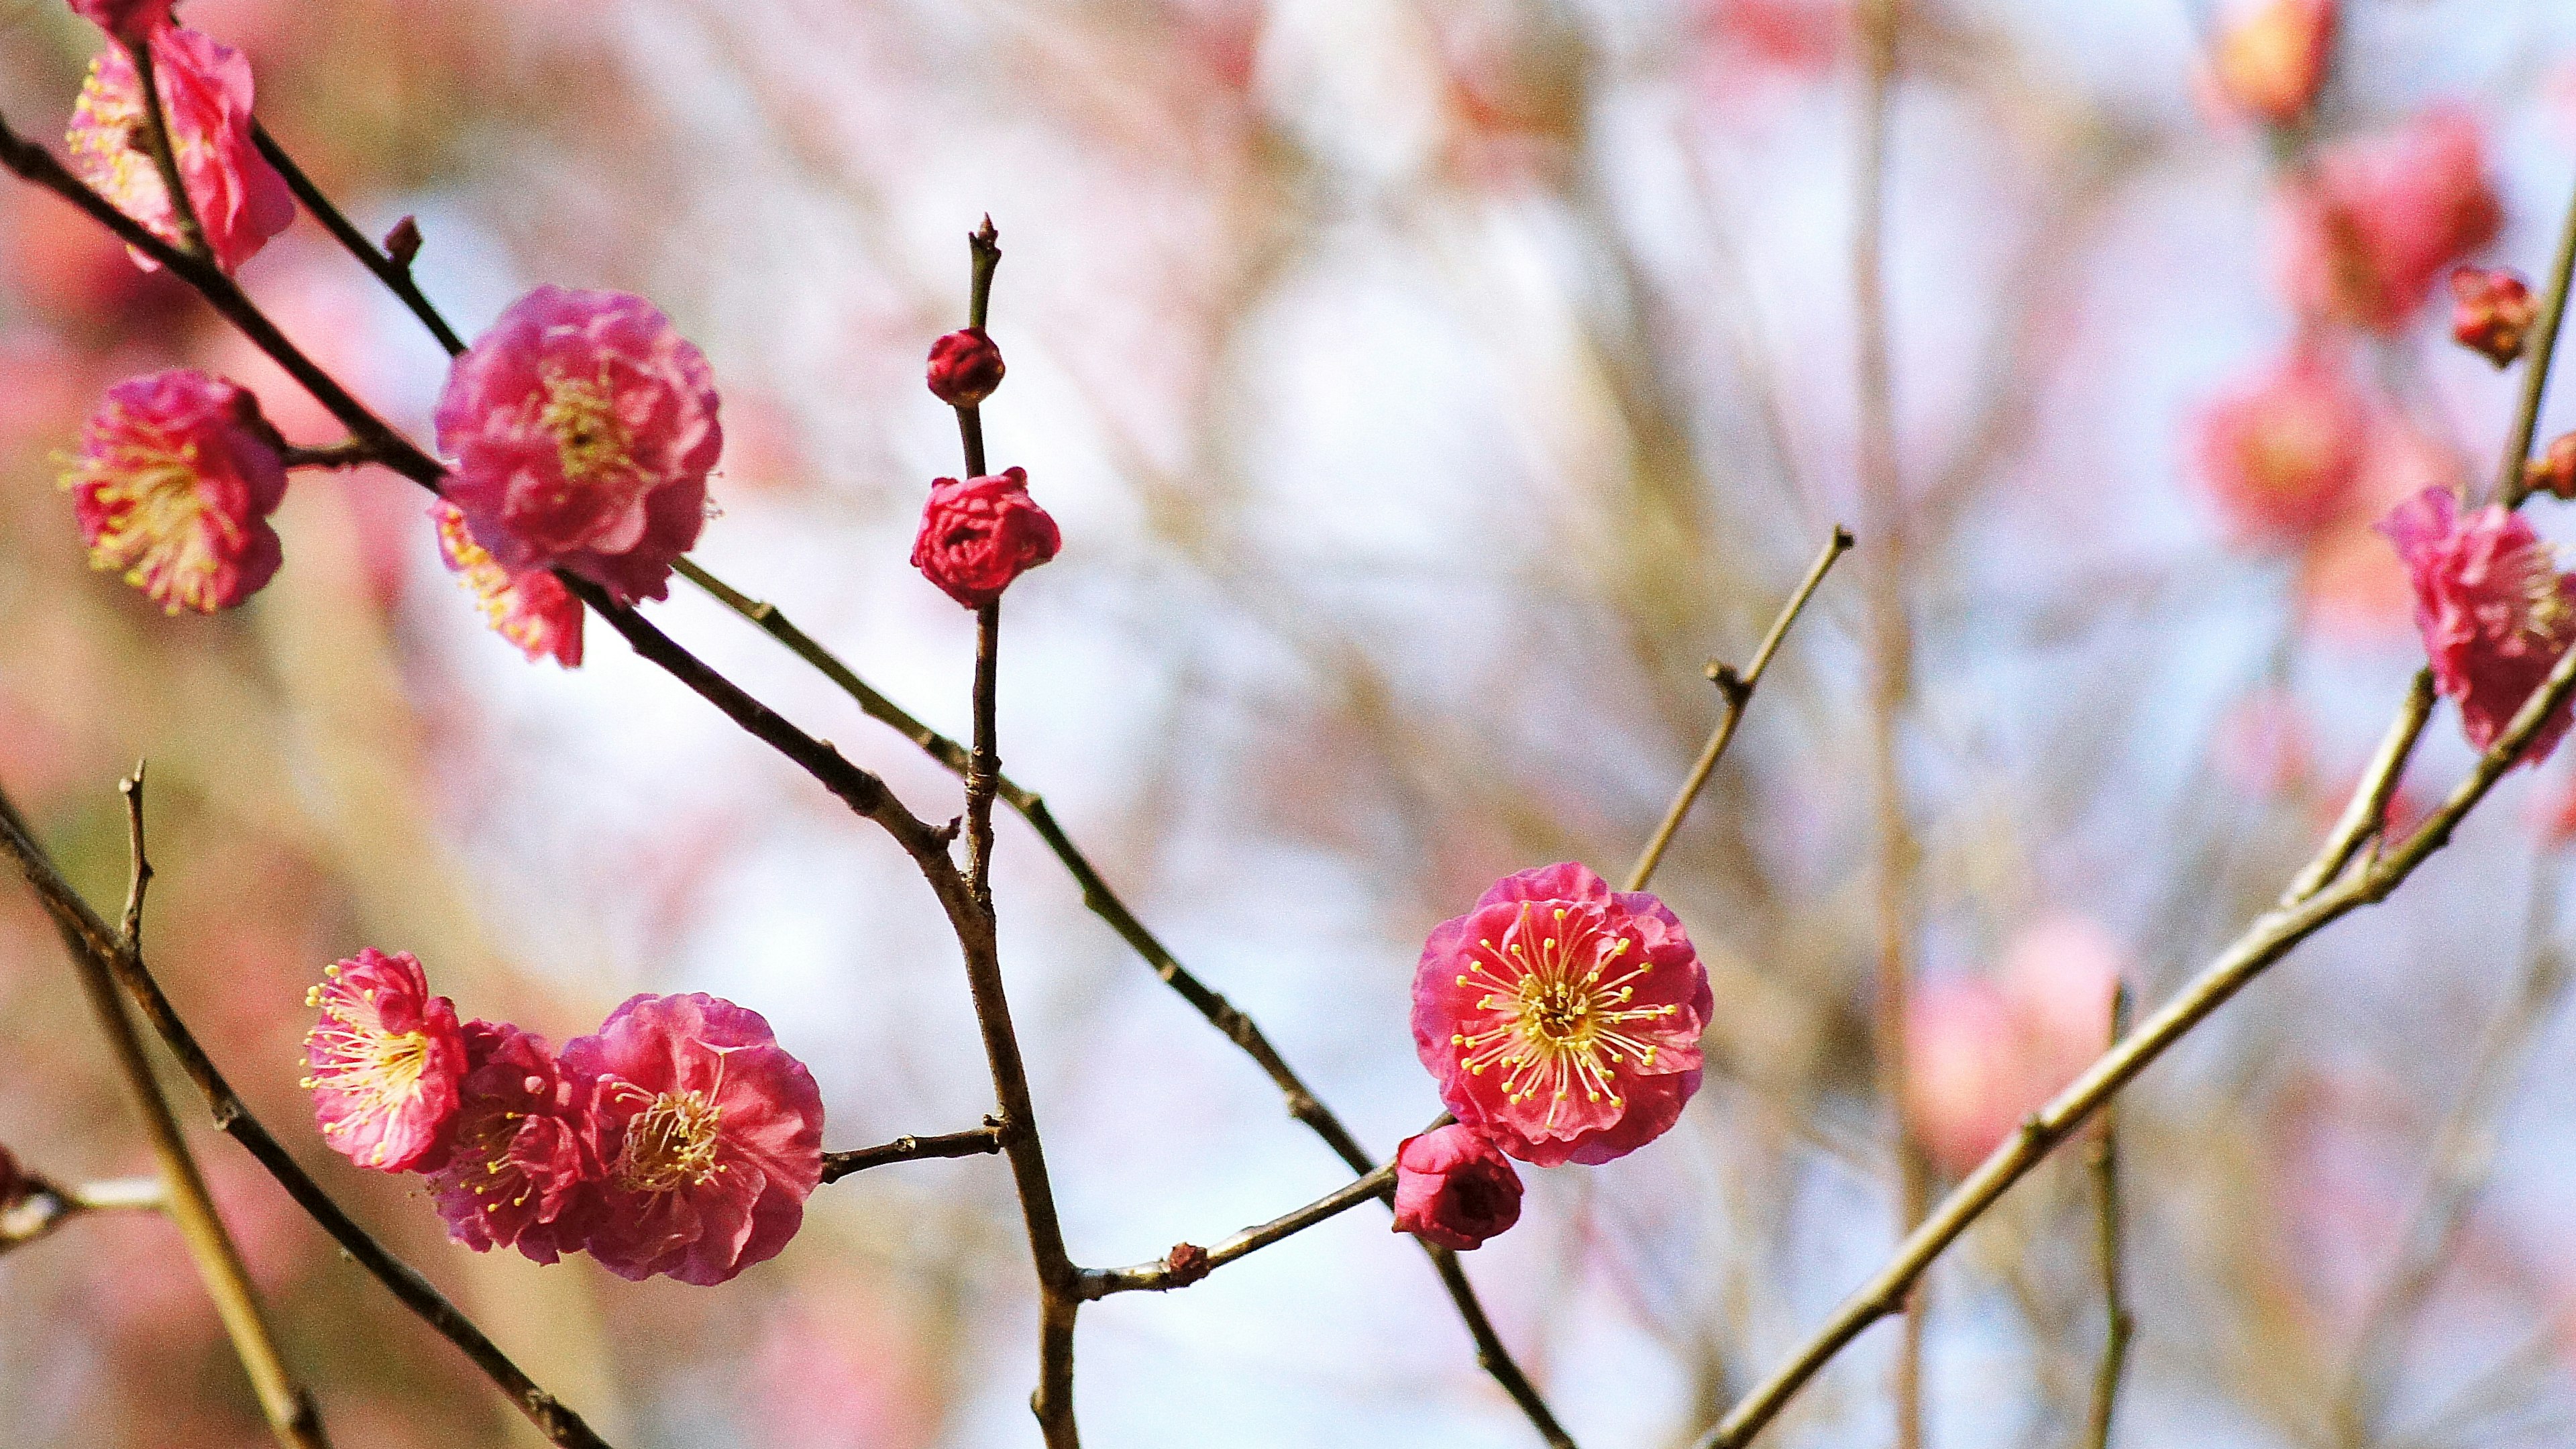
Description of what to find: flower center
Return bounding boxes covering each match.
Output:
[616,1089,725,1195]
[66,433,233,612]
[539,370,634,488]
[301,981,435,1158]
[1448,903,1682,1127]
[2516,546,2571,643]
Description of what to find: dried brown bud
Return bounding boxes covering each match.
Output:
[1163,1241,1212,1288]
[383,215,423,270]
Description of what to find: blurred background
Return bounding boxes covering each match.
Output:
[6,0,2576,1446]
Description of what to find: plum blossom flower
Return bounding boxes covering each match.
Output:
[2280,109,2504,335]
[431,501,584,667]
[1391,1123,1523,1249]
[910,467,1061,608]
[433,286,722,604]
[64,28,294,274]
[561,994,824,1285]
[423,1022,604,1264]
[301,949,469,1172]
[1906,915,2124,1177]
[2451,267,2536,367]
[2210,0,2334,125]
[1411,862,1711,1167]
[68,0,175,44]
[60,369,286,613]
[2192,344,2369,546]
[925,327,1005,408]
[2525,433,2576,502]
[2379,486,2576,760]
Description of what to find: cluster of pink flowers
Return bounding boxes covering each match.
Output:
[1397,863,1711,1248]
[2379,487,2576,761]
[302,951,824,1285]
[912,328,1061,608]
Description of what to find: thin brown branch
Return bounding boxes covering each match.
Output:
[0,778,613,1449]
[2497,167,2576,506]
[1698,629,2576,1449]
[2084,985,2135,1449]
[123,35,208,259]
[278,439,389,471]
[820,1125,1004,1183]
[1625,525,1854,893]
[250,122,468,358]
[1,1174,165,1255]
[1078,1159,1399,1300]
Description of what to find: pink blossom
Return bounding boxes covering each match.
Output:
[64,28,294,275]
[433,286,722,604]
[1906,915,2123,1177]
[925,327,1005,408]
[301,949,469,1172]
[1410,862,1711,1167]
[2378,486,2576,759]
[423,1022,605,1265]
[2192,344,2369,546]
[909,467,1061,608]
[2451,267,2536,367]
[60,369,286,613]
[2280,109,2504,335]
[2210,0,2334,125]
[431,501,584,667]
[561,993,824,1285]
[68,0,174,43]
[1391,1123,1524,1250]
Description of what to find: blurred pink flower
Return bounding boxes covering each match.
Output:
[60,368,286,614]
[751,1296,937,1449]
[562,993,824,1285]
[2300,416,2464,642]
[68,0,174,42]
[2378,486,2576,759]
[2192,343,2368,546]
[2279,109,2503,334]
[2210,0,2334,125]
[431,501,584,667]
[424,1021,604,1264]
[1695,0,1845,74]
[1391,1122,1524,1250]
[433,286,721,604]
[1411,862,1711,1167]
[2213,687,2316,797]
[64,28,293,274]
[925,327,1004,408]
[2451,266,2535,367]
[1906,915,2124,1177]
[301,949,468,1172]
[910,467,1061,608]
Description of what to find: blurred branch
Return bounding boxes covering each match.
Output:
[2497,168,2576,506]
[252,121,468,357]
[1697,628,2576,1449]
[820,1125,1005,1183]
[2328,867,2568,1448]
[1078,1158,1399,1300]
[1626,525,1853,894]
[2085,985,2135,1449]
[0,1174,166,1255]
[1851,1,1932,1443]
[0,776,614,1449]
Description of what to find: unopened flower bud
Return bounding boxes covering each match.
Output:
[910,466,1061,607]
[1163,1242,1212,1287]
[926,327,1005,409]
[1389,1123,1523,1250]
[2526,433,2576,502]
[383,215,423,269]
[2451,267,2536,368]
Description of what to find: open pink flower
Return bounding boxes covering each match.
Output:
[562,994,824,1285]
[2379,486,2576,760]
[431,501,584,667]
[424,1022,606,1265]
[64,28,293,275]
[2193,344,2368,545]
[2280,109,2503,335]
[1391,1123,1523,1250]
[2210,0,2333,125]
[1906,915,2123,1177]
[69,0,176,43]
[61,369,286,613]
[301,949,469,1172]
[1411,862,1711,1167]
[910,467,1061,608]
[433,286,722,605]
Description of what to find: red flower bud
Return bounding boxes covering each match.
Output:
[2451,266,2536,368]
[1163,1242,1212,1287]
[1389,1123,1523,1250]
[926,327,1006,408]
[2528,433,2576,502]
[910,466,1061,608]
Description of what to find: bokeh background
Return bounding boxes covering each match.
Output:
[7,1,2576,1446]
